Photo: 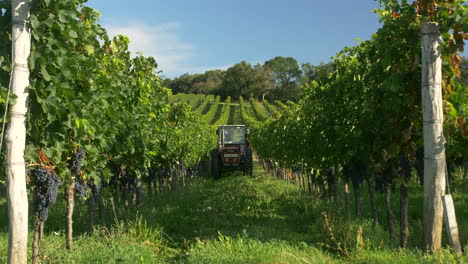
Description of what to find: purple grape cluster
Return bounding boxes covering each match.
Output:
[68,149,88,200]
[399,155,412,180]
[90,183,101,197]
[119,168,133,199]
[343,164,364,186]
[383,161,398,186]
[31,167,62,222]
[75,178,88,200]
[69,148,85,177]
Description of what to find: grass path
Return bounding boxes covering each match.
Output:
[227,102,242,125]
[0,160,466,263]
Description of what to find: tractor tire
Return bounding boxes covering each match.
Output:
[211,152,221,179]
[245,148,253,176]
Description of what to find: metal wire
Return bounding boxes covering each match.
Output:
[445,159,451,195]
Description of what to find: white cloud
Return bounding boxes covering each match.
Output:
[105,21,196,76]
[179,64,234,75]
[104,21,235,77]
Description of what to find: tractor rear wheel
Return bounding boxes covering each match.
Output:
[245,148,253,176]
[211,152,221,179]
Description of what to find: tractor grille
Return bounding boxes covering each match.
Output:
[223,147,240,164]
[224,149,237,153]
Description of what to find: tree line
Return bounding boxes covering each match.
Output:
[162,57,332,101]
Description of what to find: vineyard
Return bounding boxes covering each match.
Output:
[169,93,285,125]
[0,0,467,263]
[1,91,465,263]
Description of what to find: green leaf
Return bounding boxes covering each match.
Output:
[110,41,119,53]
[40,65,51,81]
[29,15,39,29]
[462,22,468,33]
[64,71,74,81]
[84,45,95,55]
[69,30,78,39]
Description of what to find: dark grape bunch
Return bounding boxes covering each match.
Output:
[119,168,133,199]
[343,164,364,186]
[69,148,85,176]
[75,178,88,200]
[30,167,62,222]
[399,155,412,180]
[68,148,88,200]
[89,182,101,197]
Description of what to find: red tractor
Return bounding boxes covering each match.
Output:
[211,125,253,178]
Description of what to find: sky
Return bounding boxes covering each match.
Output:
[85,0,386,78]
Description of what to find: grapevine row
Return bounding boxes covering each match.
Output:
[213,96,232,126]
[274,100,287,111]
[262,99,281,119]
[0,0,218,257]
[239,97,257,125]
[195,94,214,114]
[187,94,206,110]
[203,95,221,124]
[249,98,270,122]
[248,1,466,250]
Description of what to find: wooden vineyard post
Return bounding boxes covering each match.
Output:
[6,1,31,263]
[421,22,446,252]
[65,180,75,249]
[442,194,462,255]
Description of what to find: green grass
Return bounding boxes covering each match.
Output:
[0,161,467,263]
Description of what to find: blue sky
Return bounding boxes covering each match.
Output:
[85,0,386,77]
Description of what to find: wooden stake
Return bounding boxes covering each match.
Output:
[421,22,446,252]
[6,1,31,263]
[65,180,75,249]
[32,218,44,264]
[442,194,462,255]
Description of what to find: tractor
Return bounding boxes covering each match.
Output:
[211,125,253,179]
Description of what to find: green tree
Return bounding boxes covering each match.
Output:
[249,64,275,100]
[301,62,333,85]
[168,73,195,94]
[264,56,302,100]
[191,70,224,94]
[221,61,254,99]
